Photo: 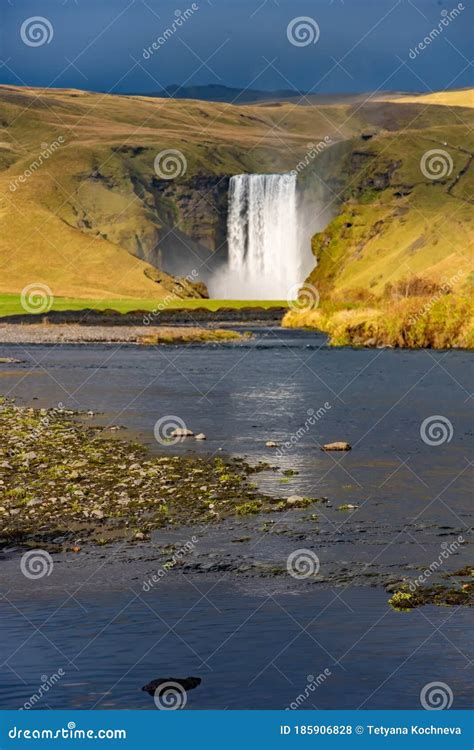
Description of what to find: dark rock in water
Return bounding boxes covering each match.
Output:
[142,676,201,696]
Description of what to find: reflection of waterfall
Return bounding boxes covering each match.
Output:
[209,173,311,300]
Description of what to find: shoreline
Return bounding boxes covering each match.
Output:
[1,397,471,611]
[283,295,474,349]
[0,324,248,345]
[0,398,312,550]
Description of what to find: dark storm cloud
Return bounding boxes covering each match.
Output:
[1,0,472,94]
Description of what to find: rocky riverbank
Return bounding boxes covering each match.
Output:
[0,398,320,550]
[1,397,471,610]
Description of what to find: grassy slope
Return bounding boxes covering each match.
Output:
[283,94,474,346]
[378,89,474,109]
[0,293,286,317]
[1,85,473,324]
[0,86,362,302]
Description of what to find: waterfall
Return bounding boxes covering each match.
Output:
[209,173,311,300]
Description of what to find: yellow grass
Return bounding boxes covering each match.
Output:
[379,89,474,109]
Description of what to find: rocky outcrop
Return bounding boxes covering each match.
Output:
[66,165,230,290]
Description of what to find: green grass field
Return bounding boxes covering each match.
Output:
[0,294,287,318]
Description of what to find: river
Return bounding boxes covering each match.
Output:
[0,327,472,709]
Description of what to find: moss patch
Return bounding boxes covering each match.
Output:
[0,398,300,550]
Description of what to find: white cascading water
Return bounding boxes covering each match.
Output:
[210,173,311,299]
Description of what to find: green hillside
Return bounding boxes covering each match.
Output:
[283,92,474,347]
[0,84,473,328]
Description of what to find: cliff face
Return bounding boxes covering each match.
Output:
[66,161,230,289]
[150,174,230,283]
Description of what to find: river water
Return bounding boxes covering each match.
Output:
[0,328,472,709]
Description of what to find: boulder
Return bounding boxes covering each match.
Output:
[321,442,351,451]
[171,427,194,437]
[286,495,305,507]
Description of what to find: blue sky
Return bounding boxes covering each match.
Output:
[1,0,472,94]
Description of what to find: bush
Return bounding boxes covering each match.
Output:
[283,295,473,349]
